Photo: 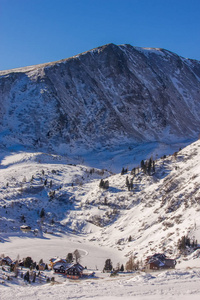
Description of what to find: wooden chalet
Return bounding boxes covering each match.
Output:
[145,253,176,271]
[1,256,12,266]
[49,257,67,269]
[66,263,84,279]
[53,262,73,274]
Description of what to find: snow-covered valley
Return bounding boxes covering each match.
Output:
[1,139,200,299]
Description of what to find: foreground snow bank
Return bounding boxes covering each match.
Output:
[1,268,200,300]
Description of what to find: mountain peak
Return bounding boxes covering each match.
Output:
[0,43,200,157]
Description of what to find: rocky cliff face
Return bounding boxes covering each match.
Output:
[0,43,200,154]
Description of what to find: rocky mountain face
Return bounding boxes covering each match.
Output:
[0,43,200,154]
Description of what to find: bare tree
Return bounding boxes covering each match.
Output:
[73,249,81,263]
[125,255,138,271]
[14,261,19,278]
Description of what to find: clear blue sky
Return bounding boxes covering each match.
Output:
[0,0,200,71]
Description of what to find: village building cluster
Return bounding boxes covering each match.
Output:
[0,252,177,286]
[0,254,94,284]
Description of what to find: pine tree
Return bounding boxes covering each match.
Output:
[24,257,33,268]
[152,160,155,173]
[141,160,147,174]
[66,253,73,263]
[141,160,145,170]
[104,180,109,189]
[120,264,124,272]
[126,176,129,188]
[121,167,125,175]
[32,272,36,283]
[99,179,109,189]
[130,178,133,190]
[40,208,45,218]
[147,158,152,175]
[99,179,104,188]
[103,259,113,272]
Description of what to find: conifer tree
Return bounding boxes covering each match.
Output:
[103,259,113,272]
[120,264,124,272]
[126,176,129,187]
[121,167,125,175]
[40,208,45,218]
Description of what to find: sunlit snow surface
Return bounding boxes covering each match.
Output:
[1,140,200,299]
[1,266,200,300]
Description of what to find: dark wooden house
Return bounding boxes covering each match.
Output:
[1,256,12,266]
[66,263,84,279]
[145,253,176,271]
[54,264,66,274]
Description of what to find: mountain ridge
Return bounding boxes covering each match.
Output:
[1,43,199,75]
[0,43,200,162]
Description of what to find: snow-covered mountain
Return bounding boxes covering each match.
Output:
[0,43,200,159]
[1,43,200,254]
[1,44,200,299]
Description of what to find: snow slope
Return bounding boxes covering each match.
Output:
[1,268,200,300]
[0,140,200,261]
[1,140,200,298]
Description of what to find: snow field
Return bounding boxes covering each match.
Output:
[1,140,200,298]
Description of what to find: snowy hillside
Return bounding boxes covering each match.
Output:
[1,140,200,262]
[0,43,200,164]
[0,140,200,299]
